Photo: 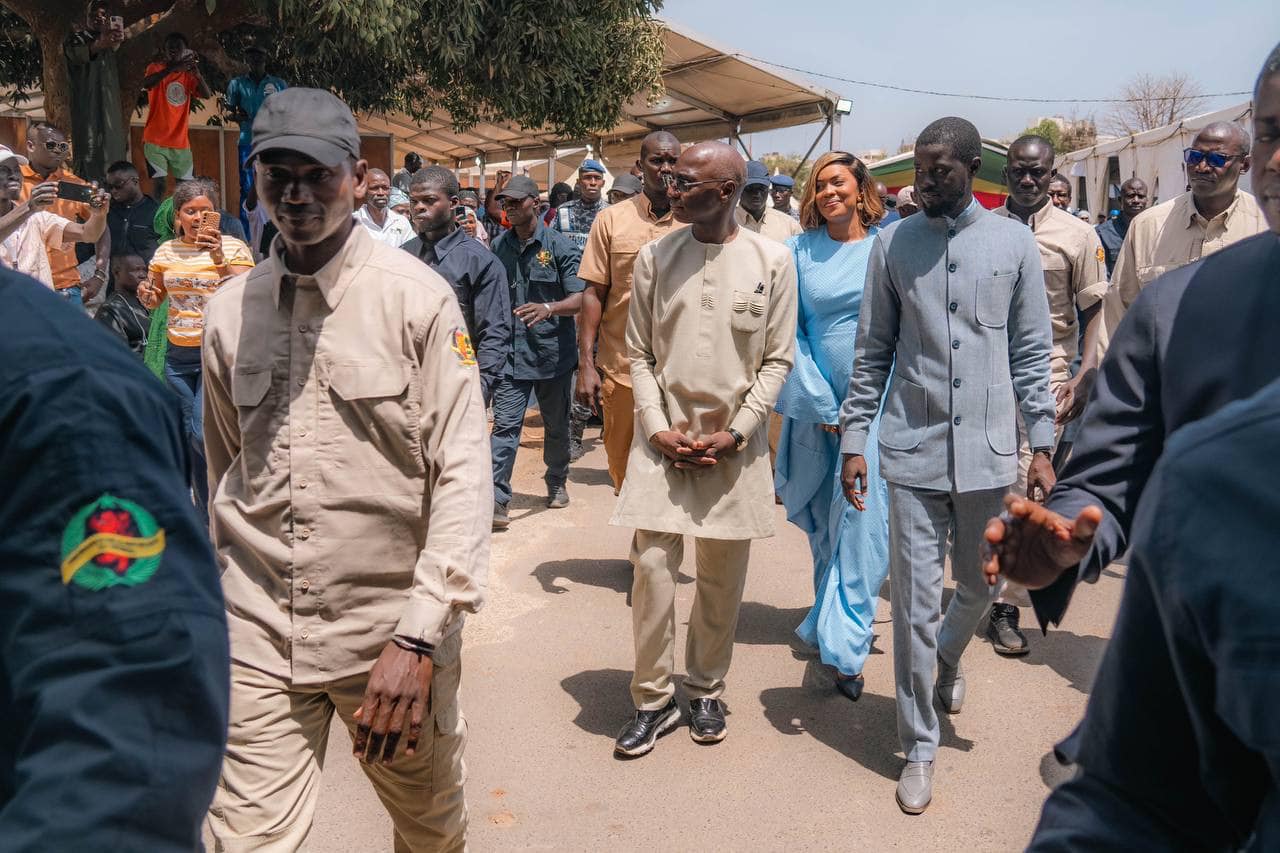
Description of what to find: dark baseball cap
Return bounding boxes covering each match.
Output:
[248,87,362,166]
[610,174,643,196]
[495,175,540,200]
[744,160,771,189]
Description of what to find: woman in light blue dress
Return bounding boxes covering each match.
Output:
[775,152,890,701]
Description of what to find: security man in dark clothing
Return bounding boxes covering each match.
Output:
[0,267,230,850]
[402,164,511,404]
[490,175,584,528]
[1095,177,1149,276]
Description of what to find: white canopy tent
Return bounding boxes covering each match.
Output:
[1055,102,1254,222]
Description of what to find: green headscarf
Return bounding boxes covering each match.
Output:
[142,196,174,379]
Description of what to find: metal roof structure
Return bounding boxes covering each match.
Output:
[364,18,844,167]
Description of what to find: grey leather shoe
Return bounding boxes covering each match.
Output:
[896,760,934,814]
[935,655,965,713]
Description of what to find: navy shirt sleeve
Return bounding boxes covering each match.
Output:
[0,271,229,852]
[471,249,512,403]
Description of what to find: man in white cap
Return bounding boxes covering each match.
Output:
[896,185,919,218]
[0,144,109,288]
[201,87,491,850]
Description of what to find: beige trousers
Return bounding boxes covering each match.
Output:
[207,631,468,853]
[630,529,752,710]
[601,375,635,494]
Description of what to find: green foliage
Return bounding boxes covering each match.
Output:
[2,0,666,139]
[760,152,812,197]
[0,9,40,104]
[1017,118,1063,152]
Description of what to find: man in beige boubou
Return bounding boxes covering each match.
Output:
[610,142,796,757]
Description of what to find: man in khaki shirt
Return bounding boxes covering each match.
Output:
[610,142,796,758]
[988,134,1108,656]
[1103,121,1265,342]
[576,130,683,492]
[735,159,804,244]
[201,89,490,852]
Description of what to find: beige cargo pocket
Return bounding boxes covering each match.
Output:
[230,366,274,485]
[730,289,766,333]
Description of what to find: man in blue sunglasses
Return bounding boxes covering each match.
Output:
[1100,120,1265,344]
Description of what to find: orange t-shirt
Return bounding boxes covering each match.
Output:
[18,164,90,290]
[142,62,199,149]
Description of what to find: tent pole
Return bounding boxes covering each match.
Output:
[548,148,555,191]
[794,115,833,178]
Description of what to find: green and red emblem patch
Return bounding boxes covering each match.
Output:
[60,494,165,590]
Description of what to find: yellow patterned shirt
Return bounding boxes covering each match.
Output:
[150,236,255,348]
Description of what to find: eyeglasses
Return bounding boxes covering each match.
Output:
[1183,148,1238,169]
[105,176,138,190]
[43,141,70,154]
[669,177,730,194]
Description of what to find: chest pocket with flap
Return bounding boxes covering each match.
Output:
[325,359,424,483]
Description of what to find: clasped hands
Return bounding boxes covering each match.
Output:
[649,429,737,470]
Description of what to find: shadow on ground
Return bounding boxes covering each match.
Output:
[532,559,692,602]
[759,659,976,782]
[561,668,643,738]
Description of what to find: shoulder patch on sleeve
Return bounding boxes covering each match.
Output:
[450,327,478,366]
[60,494,165,590]
[1096,246,1105,264]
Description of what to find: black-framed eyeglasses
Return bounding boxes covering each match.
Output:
[105,176,138,190]
[44,140,70,154]
[1183,148,1238,169]
[669,176,732,194]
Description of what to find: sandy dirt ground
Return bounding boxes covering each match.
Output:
[213,418,1122,852]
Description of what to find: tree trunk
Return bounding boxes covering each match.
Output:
[30,16,76,136]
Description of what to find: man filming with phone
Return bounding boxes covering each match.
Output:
[18,122,110,308]
[0,145,109,290]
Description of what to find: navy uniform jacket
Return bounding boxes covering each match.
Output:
[1033,231,1280,626]
[0,269,229,851]
[1094,214,1130,277]
[491,220,584,381]
[1030,377,1280,851]
[402,227,512,404]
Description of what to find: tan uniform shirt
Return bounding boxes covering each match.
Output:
[735,205,804,243]
[1104,190,1265,340]
[202,224,491,685]
[610,227,797,540]
[578,192,683,386]
[992,202,1108,379]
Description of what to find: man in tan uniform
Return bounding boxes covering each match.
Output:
[735,159,803,243]
[610,142,797,757]
[202,89,491,851]
[577,130,683,492]
[987,134,1108,656]
[1102,121,1265,342]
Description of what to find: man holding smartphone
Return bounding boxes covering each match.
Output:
[66,1,129,183]
[141,32,211,200]
[0,145,110,289]
[19,122,110,308]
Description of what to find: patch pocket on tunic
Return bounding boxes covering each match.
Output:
[326,360,425,484]
[975,272,1015,328]
[878,377,928,451]
[730,290,766,333]
[985,382,1017,456]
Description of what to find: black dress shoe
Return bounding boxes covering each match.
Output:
[688,698,727,743]
[835,674,864,702]
[614,699,680,757]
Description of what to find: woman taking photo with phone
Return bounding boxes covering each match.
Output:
[138,177,253,516]
[774,151,889,701]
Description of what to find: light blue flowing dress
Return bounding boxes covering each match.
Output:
[774,226,890,677]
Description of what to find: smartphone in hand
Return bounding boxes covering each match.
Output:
[200,209,221,233]
[56,181,95,203]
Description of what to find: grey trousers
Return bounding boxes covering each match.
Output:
[888,483,1006,762]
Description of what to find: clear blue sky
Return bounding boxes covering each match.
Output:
[661,0,1277,156]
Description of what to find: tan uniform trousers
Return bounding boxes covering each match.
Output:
[601,375,635,494]
[207,631,468,853]
[630,529,751,710]
[1002,378,1069,608]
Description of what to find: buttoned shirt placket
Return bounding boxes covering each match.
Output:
[943,217,963,450]
[696,243,720,360]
